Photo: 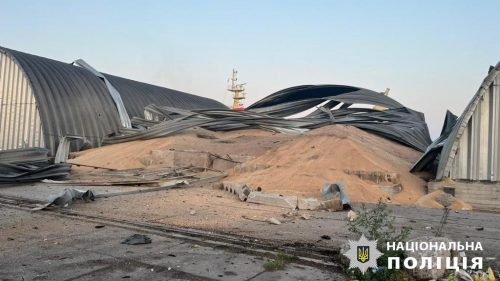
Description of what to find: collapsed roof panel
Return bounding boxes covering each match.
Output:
[0,148,71,183]
[248,85,431,152]
[107,83,432,152]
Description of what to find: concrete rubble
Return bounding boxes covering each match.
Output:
[246,192,298,209]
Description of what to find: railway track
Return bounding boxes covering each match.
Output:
[0,194,343,272]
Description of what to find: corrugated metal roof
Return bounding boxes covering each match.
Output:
[104,73,226,118]
[1,47,122,154]
[0,46,226,155]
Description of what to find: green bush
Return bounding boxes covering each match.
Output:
[346,201,413,281]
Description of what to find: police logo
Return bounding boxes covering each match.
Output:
[343,234,382,273]
[357,246,369,263]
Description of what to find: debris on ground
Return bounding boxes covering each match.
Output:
[216,181,251,201]
[33,188,95,210]
[121,234,152,245]
[246,192,298,209]
[320,235,331,240]
[267,217,281,225]
[415,190,473,210]
[300,214,311,220]
[297,197,321,210]
[347,210,358,222]
[44,166,222,187]
[0,148,71,183]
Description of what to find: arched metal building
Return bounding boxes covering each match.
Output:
[0,47,225,155]
[412,61,500,181]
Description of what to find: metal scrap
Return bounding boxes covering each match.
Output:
[121,234,152,245]
[104,82,432,152]
[33,188,95,210]
[321,181,350,209]
[0,148,71,183]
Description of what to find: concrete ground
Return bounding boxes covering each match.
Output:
[0,207,347,281]
[0,182,499,279]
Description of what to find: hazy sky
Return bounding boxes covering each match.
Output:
[1,0,499,138]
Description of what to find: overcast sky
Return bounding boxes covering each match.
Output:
[1,0,499,138]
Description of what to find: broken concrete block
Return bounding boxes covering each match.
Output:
[212,155,255,171]
[378,184,402,195]
[321,198,343,211]
[233,163,270,174]
[246,192,298,209]
[221,181,251,201]
[347,210,358,221]
[297,197,321,210]
[148,149,209,168]
[267,217,281,225]
[174,150,209,168]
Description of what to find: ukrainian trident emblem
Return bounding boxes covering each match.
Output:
[343,234,382,273]
[357,246,369,263]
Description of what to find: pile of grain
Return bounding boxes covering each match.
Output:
[225,125,427,204]
[415,190,473,210]
[69,128,293,170]
[70,124,430,205]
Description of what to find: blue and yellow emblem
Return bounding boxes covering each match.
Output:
[357,246,369,263]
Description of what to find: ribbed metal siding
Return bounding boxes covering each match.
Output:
[0,52,44,150]
[450,74,500,181]
[104,74,227,118]
[0,46,226,155]
[1,47,122,155]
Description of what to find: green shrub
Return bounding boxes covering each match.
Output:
[346,201,413,281]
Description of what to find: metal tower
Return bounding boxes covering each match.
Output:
[227,69,246,110]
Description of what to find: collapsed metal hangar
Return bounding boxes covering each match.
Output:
[0,47,225,155]
[412,62,500,181]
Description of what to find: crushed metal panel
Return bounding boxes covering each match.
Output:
[73,59,132,128]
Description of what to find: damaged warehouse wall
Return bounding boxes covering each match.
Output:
[0,51,45,149]
[412,62,500,211]
[440,62,500,181]
[0,46,226,155]
[413,61,500,181]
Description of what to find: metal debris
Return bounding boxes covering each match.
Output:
[320,181,350,209]
[121,234,152,245]
[33,188,95,210]
[0,148,71,183]
[105,82,432,152]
